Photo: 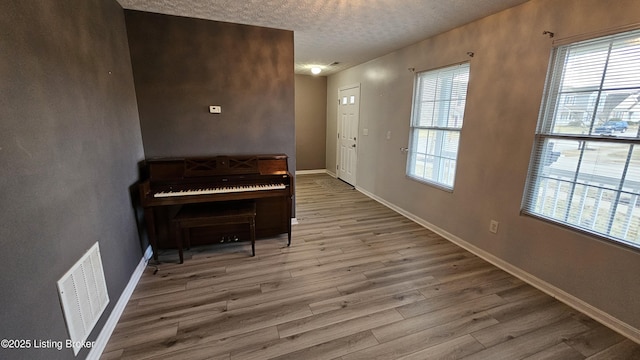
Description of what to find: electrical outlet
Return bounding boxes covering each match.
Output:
[489,220,499,234]
[209,105,222,114]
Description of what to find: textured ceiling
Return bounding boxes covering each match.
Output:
[116,0,529,76]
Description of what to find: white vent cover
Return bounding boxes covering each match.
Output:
[57,242,109,355]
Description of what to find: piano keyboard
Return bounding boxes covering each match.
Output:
[153,183,286,198]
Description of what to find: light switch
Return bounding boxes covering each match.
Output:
[209,105,222,114]
[363,128,369,136]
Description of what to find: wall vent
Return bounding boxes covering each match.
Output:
[57,242,109,355]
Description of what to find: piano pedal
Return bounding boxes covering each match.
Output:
[233,235,239,242]
[220,236,226,243]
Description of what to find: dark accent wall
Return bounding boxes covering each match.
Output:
[0,1,144,359]
[124,11,296,173]
[295,75,327,170]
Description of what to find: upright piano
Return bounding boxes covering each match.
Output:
[139,154,293,260]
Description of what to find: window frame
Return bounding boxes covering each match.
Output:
[522,28,640,250]
[406,62,470,190]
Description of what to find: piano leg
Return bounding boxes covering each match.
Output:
[250,217,256,256]
[287,196,292,247]
[143,207,159,261]
[174,225,184,264]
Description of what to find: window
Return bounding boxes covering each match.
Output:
[406,63,470,189]
[523,29,640,249]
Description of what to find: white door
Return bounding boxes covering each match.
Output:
[337,85,360,185]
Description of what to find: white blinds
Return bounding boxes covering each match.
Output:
[523,29,640,248]
[407,63,470,189]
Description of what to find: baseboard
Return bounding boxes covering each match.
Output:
[295,169,338,178]
[355,186,640,344]
[296,169,328,175]
[87,245,153,360]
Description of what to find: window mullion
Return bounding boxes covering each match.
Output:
[588,42,614,135]
[605,144,635,235]
[563,137,590,223]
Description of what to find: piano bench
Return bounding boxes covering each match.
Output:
[172,200,257,263]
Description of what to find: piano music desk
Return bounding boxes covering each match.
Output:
[172,200,257,263]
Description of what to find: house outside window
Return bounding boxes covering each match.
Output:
[406,63,470,190]
[523,29,640,249]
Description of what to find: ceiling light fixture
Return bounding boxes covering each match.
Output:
[311,66,322,75]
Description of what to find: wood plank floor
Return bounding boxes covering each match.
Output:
[102,174,640,359]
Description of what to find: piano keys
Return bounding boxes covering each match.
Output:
[153,183,286,198]
[139,154,293,261]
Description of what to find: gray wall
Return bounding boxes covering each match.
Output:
[125,11,296,173]
[0,1,145,359]
[327,0,640,331]
[295,75,327,171]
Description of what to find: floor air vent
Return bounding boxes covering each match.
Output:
[57,242,109,355]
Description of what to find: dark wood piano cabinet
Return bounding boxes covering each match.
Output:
[139,154,293,260]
